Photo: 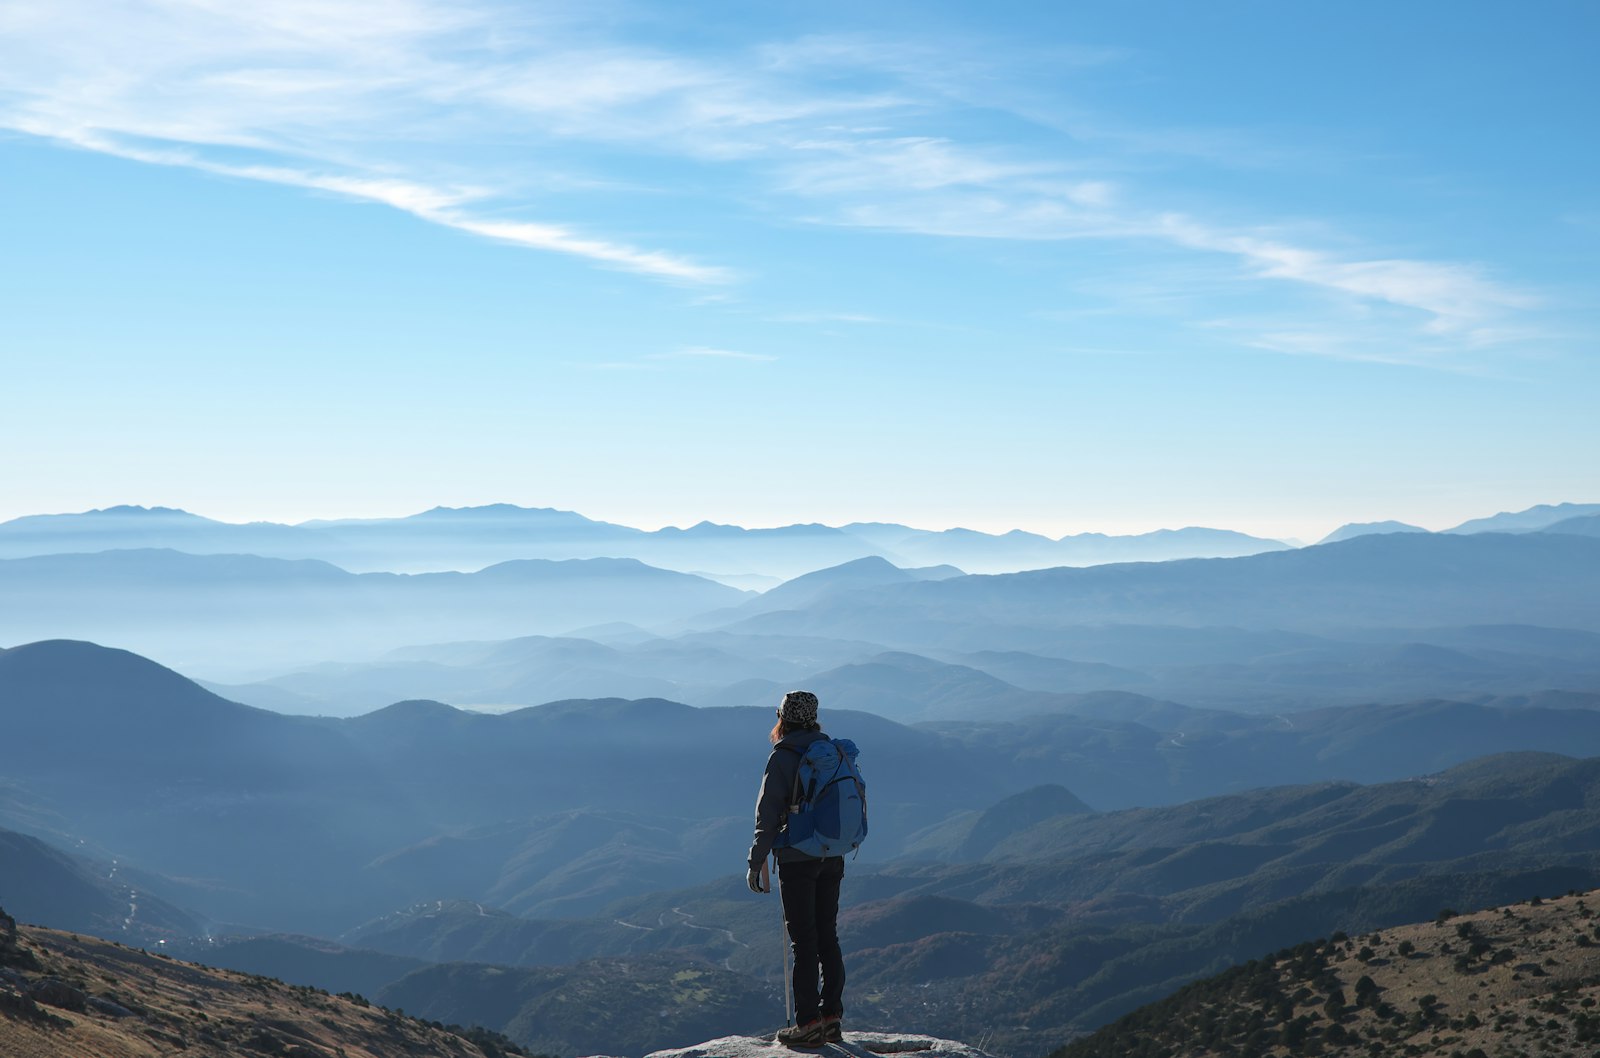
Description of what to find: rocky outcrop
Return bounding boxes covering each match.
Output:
[85,995,136,1019]
[0,976,71,1028]
[27,977,87,1012]
[588,1032,998,1058]
[0,906,39,973]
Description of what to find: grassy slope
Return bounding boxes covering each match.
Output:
[0,909,526,1058]
[1053,888,1600,1058]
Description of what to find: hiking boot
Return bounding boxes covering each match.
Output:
[777,1019,827,1049]
[822,1015,843,1042]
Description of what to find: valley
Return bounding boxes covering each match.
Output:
[3,503,1599,1055]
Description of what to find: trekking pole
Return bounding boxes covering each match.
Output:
[768,856,793,1027]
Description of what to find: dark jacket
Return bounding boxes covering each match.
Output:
[749,728,830,868]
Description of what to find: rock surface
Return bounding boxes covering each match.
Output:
[617,1032,998,1058]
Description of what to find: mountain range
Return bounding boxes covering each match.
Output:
[212,616,1600,720]
[5,522,1593,696]
[9,637,1600,929]
[3,497,1599,1056]
[0,502,1290,578]
[8,637,1600,1052]
[4,500,1592,583]
[714,533,1600,645]
[139,753,1600,1056]
[0,549,748,675]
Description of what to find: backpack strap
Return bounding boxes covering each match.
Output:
[778,742,809,812]
[774,743,805,827]
[777,739,830,813]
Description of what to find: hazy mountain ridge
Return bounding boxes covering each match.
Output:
[0,641,1034,930]
[0,549,748,675]
[224,622,1600,720]
[1445,501,1600,535]
[9,611,1600,1056]
[6,499,1590,580]
[1546,512,1600,537]
[0,502,1290,577]
[9,515,1599,699]
[10,639,1600,938]
[721,533,1600,646]
[0,827,200,945]
[215,631,829,717]
[1318,520,1428,544]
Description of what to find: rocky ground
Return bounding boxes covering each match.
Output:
[633,1031,998,1058]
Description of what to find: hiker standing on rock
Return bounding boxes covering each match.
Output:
[749,689,867,1049]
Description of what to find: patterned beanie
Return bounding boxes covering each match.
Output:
[779,690,820,725]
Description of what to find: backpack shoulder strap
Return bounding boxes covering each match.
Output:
[779,738,829,810]
[768,740,802,813]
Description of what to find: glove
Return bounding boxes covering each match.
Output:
[747,864,768,894]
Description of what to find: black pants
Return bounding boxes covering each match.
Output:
[779,855,845,1025]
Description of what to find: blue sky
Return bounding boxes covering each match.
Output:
[2,0,1596,542]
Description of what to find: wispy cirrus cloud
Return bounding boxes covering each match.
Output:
[1152,214,1537,335]
[0,1,1547,357]
[581,345,776,370]
[765,311,883,325]
[649,346,777,362]
[822,178,1533,351]
[29,124,735,284]
[0,0,791,283]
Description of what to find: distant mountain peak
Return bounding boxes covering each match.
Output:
[92,504,198,517]
[352,698,464,722]
[0,639,260,721]
[1319,520,1430,545]
[1542,512,1600,538]
[1,637,183,675]
[959,783,1095,860]
[1446,501,1600,535]
[0,505,216,527]
[413,503,584,519]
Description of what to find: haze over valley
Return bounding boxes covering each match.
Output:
[4,497,1600,1054]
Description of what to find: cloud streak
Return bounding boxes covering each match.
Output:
[821,181,1530,348]
[0,1,1546,354]
[651,346,778,361]
[0,0,754,283]
[30,124,731,284]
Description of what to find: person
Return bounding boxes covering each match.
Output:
[748,689,846,1048]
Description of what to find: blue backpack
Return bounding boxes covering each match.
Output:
[777,738,868,858]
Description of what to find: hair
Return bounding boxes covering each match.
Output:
[770,717,822,745]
